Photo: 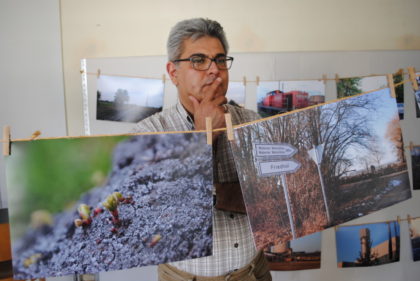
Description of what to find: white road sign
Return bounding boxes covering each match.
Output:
[254,143,298,159]
[257,159,301,177]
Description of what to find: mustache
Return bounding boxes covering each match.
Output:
[203,75,217,86]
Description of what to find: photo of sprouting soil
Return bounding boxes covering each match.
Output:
[411,146,420,190]
[231,88,411,250]
[6,133,213,279]
[96,75,164,123]
[336,221,400,267]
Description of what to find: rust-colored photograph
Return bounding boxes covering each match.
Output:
[231,89,411,250]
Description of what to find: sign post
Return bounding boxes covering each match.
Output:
[254,143,300,239]
[308,144,330,223]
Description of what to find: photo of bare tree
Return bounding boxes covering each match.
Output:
[96,75,164,123]
[231,89,411,250]
[335,221,400,267]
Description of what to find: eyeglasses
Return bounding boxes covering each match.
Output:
[173,54,234,71]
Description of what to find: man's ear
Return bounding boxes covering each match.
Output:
[166,61,178,86]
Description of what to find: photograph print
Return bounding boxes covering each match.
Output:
[257,80,325,118]
[265,231,321,271]
[231,88,411,250]
[408,217,420,261]
[6,133,213,279]
[226,81,246,107]
[411,145,420,190]
[0,208,13,280]
[335,221,400,267]
[96,75,164,123]
[414,73,420,118]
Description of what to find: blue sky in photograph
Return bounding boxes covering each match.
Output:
[338,88,400,170]
[97,75,164,108]
[291,231,321,252]
[335,221,400,262]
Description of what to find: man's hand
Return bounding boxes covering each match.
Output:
[189,77,227,141]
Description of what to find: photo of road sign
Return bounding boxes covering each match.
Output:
[254,143,298,159]
[257,159,301,177]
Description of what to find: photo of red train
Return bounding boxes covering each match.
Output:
[258,90,325,116]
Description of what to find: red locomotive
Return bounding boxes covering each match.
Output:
[258,90,324,115]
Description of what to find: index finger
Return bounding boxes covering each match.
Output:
[203,77,223,102]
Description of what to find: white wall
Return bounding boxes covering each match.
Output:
[59,0,420,135]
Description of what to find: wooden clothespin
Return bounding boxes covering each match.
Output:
[224,113,234,141]
[162,74,166,84]
[3,126,11,156]
[387,74,397,98]
[97,69,101,79]
[322,74,327,85]
[243,76,247,87]
[205,117,212,145]
[407,214,412,225]
[256,76,260,86]
[30,130,41,140]
[408,67,419,91]
[397,216,401,225]
[335,74,340,84]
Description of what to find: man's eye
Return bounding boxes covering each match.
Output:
[191,56,206,64]
[216,57,227,64]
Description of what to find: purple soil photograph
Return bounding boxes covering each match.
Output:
[231,88,411,250]
[411,145,420,190]
[5,133,213,279]
[335,221,400,267]
[96,75,164,123]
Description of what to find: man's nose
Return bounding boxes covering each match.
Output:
[207,60,220,75]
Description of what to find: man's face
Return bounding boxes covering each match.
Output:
[167,36,229,114]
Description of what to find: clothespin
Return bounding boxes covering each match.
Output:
[97,69,101,79]
[322,74,327,85]
[30,130,41,140]
[243,76,247,87]
[205,117,212,145]
[335,74,339,84]
[224,113,234,141]
[256,76,260,86]
[162,74,166,84]
[2,126,11,156]
[397,216,401,225]
[387,74,396,98]
[407,214,412,225]
[408,67,419,91]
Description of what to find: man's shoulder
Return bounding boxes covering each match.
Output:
[225,104,261,124]
[132,106,178,133]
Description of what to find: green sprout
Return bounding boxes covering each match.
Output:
[74,204,92,227]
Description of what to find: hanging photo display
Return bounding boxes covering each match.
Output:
[5,133,213,279]
[226,81,246,107]
[336,75,404,119]
[335,221,400,267]
[96,75,164,123]
[231,88,411,250]
[0,208,13,281]
[266,231,321,271]
[411,145,420,190]
[414,73,420,118]
[408,217,420,261]
[257,80,325,118]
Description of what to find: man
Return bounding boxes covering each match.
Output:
[134,18,272,281]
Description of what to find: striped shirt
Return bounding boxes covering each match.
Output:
[132,102,259,276]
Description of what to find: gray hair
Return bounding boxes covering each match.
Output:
[167,18,229,61]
